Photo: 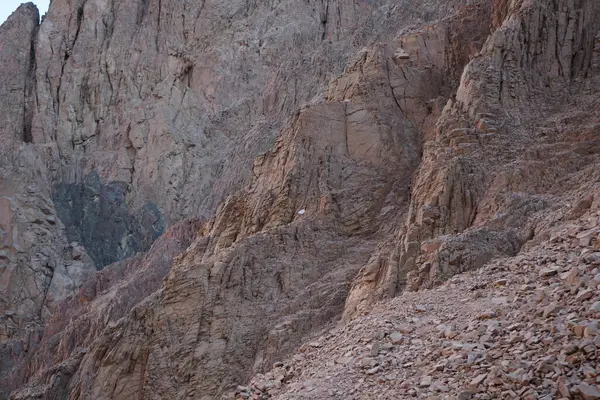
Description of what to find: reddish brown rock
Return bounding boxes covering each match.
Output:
[0,0,599,399]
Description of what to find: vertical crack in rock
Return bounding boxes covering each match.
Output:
[321,0,330,41]
[136,0,150,26]
[22,21,38,143]
[56,1,87,114]
[0,3,39,142]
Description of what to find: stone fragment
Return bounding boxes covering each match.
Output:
[458,390,474,400]
[560,267,579,285]
[542,302,560,318]
[576,289,594,302]
[370,342,381,357]
[390,332,404,345]
[420,375,432,387]
[584,322,599,338]
[539,267,560,277]
[470,373,487,387]
[574,383,600,400]
[556,377,570,398]
[366,366,381,375]
[396,324,414,334]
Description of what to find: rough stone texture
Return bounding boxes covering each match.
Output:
[240,198,600,399]
[53,171,165,268]
[0,5,97,396]
[0,3,37,143]
[1,0,600,399]
[0,3,488,393]
[344,0,600,318]
[5,219,201,398]
[1,1,498,397]
[30,0,475,223]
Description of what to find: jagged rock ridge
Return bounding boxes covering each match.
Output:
[0,0,598,399]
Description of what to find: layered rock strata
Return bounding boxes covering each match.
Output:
[0,0,599,399]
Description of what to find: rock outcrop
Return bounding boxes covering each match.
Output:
[241,194,600,399]
[344,0,600,318]
[0,0,599,399]
[0,6,97,395]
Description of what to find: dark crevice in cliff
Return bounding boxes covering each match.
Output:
[22,19,39,143]
[73,3,85,47]
[136,0,150,25]
[384,58,408,121]
[38,262,55,319]
[55,1,86,115]
[156,0,163,51]
[321,0,329,41]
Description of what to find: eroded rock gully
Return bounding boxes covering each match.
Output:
[0,0,599,399]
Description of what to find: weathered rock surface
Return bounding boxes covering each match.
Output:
[1,2,488,390]
[344,0,600,317]
[53,171,165,268]
[0,5,97,396]
[241,201,600,399]
[6,218,201,398]
[0,0,599,399]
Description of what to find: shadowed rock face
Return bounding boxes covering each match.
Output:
[53,172,164,269]
[0,0,599,399]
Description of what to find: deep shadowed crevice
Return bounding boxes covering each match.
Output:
[320,0,329,41]
[136,0,150,25]
[22,20,38,143]
[74,4,85,46]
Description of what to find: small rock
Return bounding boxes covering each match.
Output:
[458,390,474,400]
[560,267,579,285]
[366,366,380,375]
[539,267,560,277]
[420,375,432,387]
[414,305,427,313]
[576,289,594,302]
[470,373,487,387]
[574,324,587,337]
[578,230,597,247]
[434,361,446,371]
[585,322,599,338]
[390,332,404,344]
[394,48,410,59]
[574,383,600,400]
[556,377,570,398]
[478,310,497,320]
[370,342,380,357]
[583,253,600,265]
[445,328,458,339]
[396,324,413,334]
[542,302,560,318]
[507,369,530,385]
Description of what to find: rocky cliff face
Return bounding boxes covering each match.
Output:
[1,0,599,399]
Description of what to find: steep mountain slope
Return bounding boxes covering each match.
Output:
[241,200,600,399]
[0,0,599,399]
[1,1,469,395]
[345,0,600,317]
